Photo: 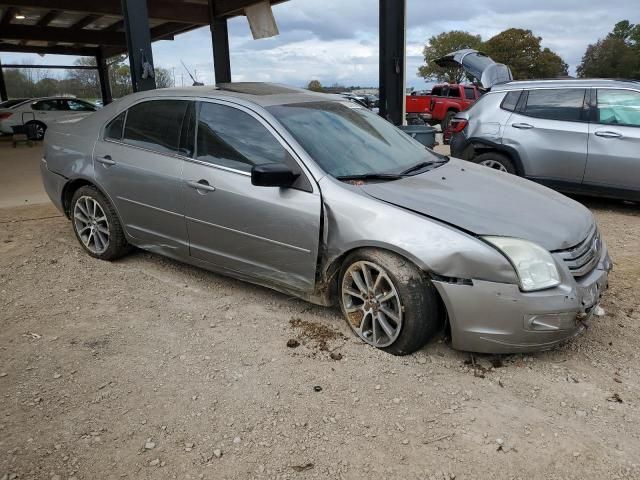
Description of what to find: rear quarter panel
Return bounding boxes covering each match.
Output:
[44,117,97,181]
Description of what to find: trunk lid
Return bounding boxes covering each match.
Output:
[435,49,513,89]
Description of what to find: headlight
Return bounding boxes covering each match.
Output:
[483,237,560,291]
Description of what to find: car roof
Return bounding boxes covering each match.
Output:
[130,82,342,107]
[492,79,640,91]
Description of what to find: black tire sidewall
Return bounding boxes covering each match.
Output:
[339,249,441,356]
[473,152,516,174]
[26,121,46,140]
[70,186,128,261]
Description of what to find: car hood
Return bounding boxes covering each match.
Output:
[435,49,513,89]
[360,159,593,251]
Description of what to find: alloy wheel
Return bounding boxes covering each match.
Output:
[479,159,508,172]
[341,260,403,347]
[73,196,110,255]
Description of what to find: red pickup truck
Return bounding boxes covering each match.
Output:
[406,84,481,128]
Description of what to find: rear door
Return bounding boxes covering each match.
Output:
[584,88,640,191]
[501,88,589,182]
[182,100,321,292]
[93,98,192,255]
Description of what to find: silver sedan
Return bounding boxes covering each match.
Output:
[40,83,611,355]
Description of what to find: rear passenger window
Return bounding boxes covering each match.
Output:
[448,88,461,98]
[464,87,476,100]
[196,102,287,172]
[597,89,640,127]
[500,90,521,112]
[104,112,125,141]
[123,100,189,154]
[522,89,586,121]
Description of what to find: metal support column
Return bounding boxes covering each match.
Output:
[96,49,113,105]
[120,0,156,91]
[208,1,231,84]
[379,0,406,126]
[0,59,8,102]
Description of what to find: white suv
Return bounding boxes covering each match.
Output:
[450,79,640,202]
[0,97,98,140]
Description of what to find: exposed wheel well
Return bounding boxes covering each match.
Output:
[471,145,524,176]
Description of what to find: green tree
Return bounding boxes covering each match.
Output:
[418,31,482,83]
[307,79,323,92]
[483,28,567,79]
[577,20,640,79]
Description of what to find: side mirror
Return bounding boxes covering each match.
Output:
[251,163,299,188]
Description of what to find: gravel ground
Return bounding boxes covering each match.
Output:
[1,197,639,480]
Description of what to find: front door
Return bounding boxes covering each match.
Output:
[584,88,640,191]
[93,99,193,256]
[182,100,321,292]
[502,88,589,183]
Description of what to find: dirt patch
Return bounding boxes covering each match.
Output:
[1,197,640,479]
[289,317,346,353]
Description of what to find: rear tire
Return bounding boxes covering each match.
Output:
[473,152,516,174]
[70,185,130,261]
[26,120,46,140]
[338,249,442,356]
[441,111,456,130]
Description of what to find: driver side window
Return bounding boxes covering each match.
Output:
[195,102,287,172]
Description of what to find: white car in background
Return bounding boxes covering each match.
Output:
[0,97,99,140]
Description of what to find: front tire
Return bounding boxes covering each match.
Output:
[339,249,442,356]
[71,186,129,260]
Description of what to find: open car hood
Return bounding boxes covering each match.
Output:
[435,49,513,89]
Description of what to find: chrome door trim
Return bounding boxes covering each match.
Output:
[117,196,184,218]
[186,215,312,254]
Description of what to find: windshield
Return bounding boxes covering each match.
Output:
[267,101,443,178]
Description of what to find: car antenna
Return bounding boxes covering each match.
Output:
[181,60,204,86]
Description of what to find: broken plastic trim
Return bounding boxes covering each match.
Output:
[429,273,473,286]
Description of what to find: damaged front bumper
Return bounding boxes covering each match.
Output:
[432,243,612,354]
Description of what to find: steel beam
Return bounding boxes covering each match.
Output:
[120,0,156,91]
[379,0,406,126]
[0,42,98,56]
[209,1,231,84]
[1,63,97,69]
[0,59,7,102]
[0,24,126,46]
[0,0,210,24]
[96,49,113,105]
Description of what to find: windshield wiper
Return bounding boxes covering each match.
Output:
[401,157,449,175]
[336,173,405,181]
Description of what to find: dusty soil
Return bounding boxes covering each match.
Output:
[1,198,639,480]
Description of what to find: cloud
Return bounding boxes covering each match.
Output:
[3,0,639,89]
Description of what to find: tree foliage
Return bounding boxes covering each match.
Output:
[482,29,568,80]
[417,28,567,84]
[577,20,640,79]
[307,79,323,92]
[417,31,482,83]
[3,55,174,101]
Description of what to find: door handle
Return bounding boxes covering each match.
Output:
[96,155,116,166]
[594,130,623,139]
[187,179,216,192]
[512,123,533,129]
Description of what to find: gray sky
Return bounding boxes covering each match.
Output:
[2,0,639,89]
